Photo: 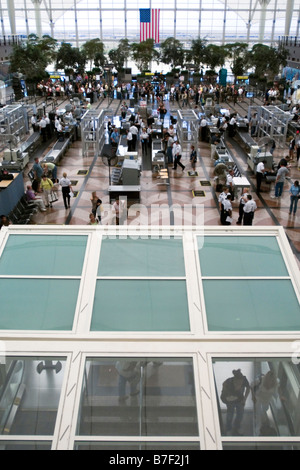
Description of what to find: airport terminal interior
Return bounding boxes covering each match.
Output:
[0,0,299,451]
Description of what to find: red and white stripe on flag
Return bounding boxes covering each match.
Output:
[140,8,160,43]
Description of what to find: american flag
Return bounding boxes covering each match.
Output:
[140,8,160,44]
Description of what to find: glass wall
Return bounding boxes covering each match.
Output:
[0,0,299,45]
[0,356,66,449]
[0,226,299,450]
[213,358,300,441]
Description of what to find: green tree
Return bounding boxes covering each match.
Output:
[160,37,185,68]
[108,39,131,71]
[9,34,56,83]
[185,37,207,71]
[223,42,249,80]
[131,39,160,72]
[56,42,86,75]
[203,44,228,72]
[246,43,288,81]
[81,38,106,70]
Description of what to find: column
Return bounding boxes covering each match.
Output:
[7,0,16,35]
[31,0,42,37]
[258,0,271,42]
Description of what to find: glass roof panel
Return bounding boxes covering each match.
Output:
[0,278,80,330]
[198,236,289,278]
[91,279,190,331]
[0,235,87,277]
[98,237,185,277]
[203,279,300,331]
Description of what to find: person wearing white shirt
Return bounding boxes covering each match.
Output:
[243,195,257,225]
[31,115,37,132]
[39,116,47,142]
[256,160,267,194]
[59,172,73,209]
[140,128,149,157]
[228,115,237,137]
[172,141,185,171]
[236,188,249,225]
[126,129,133,151]
[200,117,208,141]
[129,124,138,150]
[226,170,235,199]
[221,194,233,225]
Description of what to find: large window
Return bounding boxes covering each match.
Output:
[0,225,299,450]
[0,0,299,44]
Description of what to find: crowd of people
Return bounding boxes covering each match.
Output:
[1,73,299,230]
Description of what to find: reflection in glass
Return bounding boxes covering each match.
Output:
[0,357,66,436]
[74,442,200,450]
[77,358,199,437]
[213,358,300,438]
[223,442,300,450]
[0,441,52,450]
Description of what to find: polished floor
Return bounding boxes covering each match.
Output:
[19,93,300,266]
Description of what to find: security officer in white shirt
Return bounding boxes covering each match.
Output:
[243,195,257,225]
[129,124,138,150]
[31,114,37,132]
[39,116,47,142]
[221,194,233,225]
[256,160,266,194]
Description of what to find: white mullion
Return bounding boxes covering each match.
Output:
[193,233,210,334]
[183,232,204,335]
[276,226,300,294]
[0,226,9,259]
[73,231,102,334]
[55,348,85,450]
[96,276,186,280]
[201,276,292,280]
[0,275,82,279]
[194,351,218,450]
[72,435,201,443]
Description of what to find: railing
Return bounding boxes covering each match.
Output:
[279,36,300,48]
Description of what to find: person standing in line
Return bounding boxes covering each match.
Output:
[172,140,185,171]
[59,172,73,210]
[289,180,300,216]
[243,194,257,225]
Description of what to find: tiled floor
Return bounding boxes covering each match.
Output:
[18,94,300,266]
